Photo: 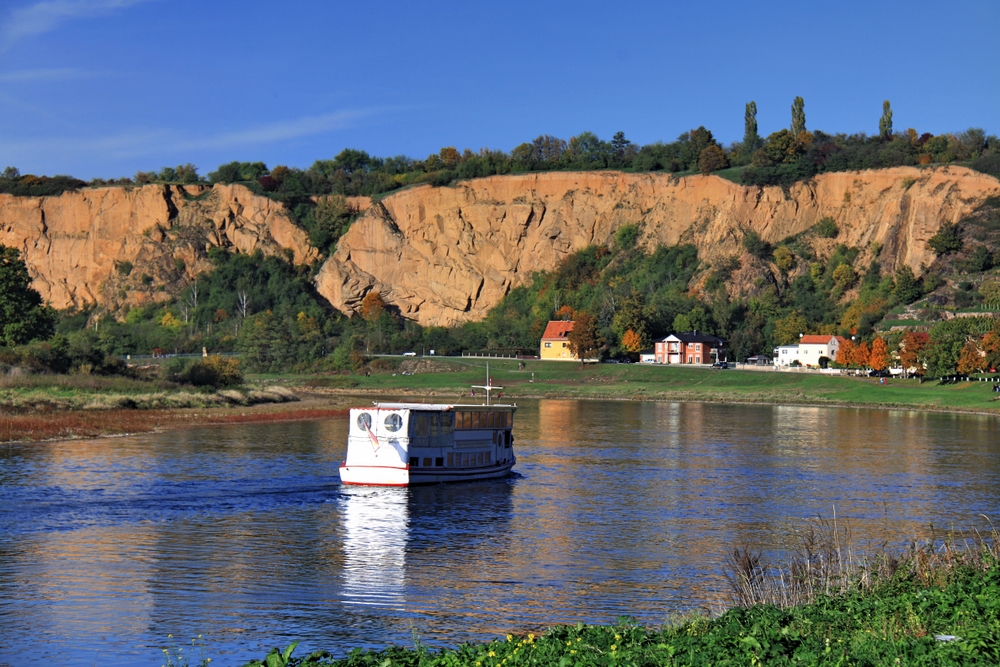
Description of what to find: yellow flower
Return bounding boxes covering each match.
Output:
[507,634,514,641]
[611,645,617,651]
[615,634,621,641]
[528,634,535,642]
[577,638,582,643]
[489,651,495,657]
[566,641,573,646]
[570,650,576,654]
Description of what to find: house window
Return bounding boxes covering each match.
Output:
[696,343,701,351]
[544,342,551,348]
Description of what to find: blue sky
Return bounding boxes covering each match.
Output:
[1,0,997,180]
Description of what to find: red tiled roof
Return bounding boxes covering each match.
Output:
[541,320,575,339]
[799,335,835,344]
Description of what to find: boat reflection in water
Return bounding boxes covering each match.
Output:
[336,479,516,629]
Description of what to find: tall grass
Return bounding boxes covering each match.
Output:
[725,514,1000,609]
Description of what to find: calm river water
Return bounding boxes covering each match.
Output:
[1,399,999,666]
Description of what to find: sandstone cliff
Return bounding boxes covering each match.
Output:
[315,166,1000,327]
[3,167,998,327]
[0,183,318,312]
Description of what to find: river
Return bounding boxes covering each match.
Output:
[1,399,998,666]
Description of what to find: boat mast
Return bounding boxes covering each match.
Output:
[471,361,502,406]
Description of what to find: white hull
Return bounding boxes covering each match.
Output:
[340,458,516,486]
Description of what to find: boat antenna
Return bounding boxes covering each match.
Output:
[470,361,502,406]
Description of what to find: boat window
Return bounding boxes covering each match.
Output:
[471,412,481,428]
[507,412,513,427]
[464,412,472,429]
[430,414,439,435]
[412,414,428,436]
[356,413,372,431]
[441,413,454,434]
[446,452,454,467]
[422,457,432,467]
[384,413,403,432]
[487,412,496,428]
[435,457,443,467]
[409,457,418,467]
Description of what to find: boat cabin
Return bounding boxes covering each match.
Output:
[341,402,516,485]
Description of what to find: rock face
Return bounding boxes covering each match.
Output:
[0,183,318,312]
[315,166,1000,327]
[3,167,998,326]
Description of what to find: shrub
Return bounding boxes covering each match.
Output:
[183,355,243,388]
[815,217,839,238]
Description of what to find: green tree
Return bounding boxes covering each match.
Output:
[743,101,761,154]
[893,265,922,304]
[773,311,808,346]
[879,100,893,138]
[0,245,56,346]
[791,96,806,136]
[927,223,963,255]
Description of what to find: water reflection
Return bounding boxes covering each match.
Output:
[1,401,999,666]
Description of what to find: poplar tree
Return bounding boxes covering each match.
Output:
[879,100,893,138]
[791,96,806,136]
[743,101,761,153]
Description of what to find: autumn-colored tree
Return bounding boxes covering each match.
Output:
[567,311,603,365]
[836,338,858,367]
[773,246,796,273]
[899,331,929,376]
[360,290,386,322]
[957,339,986,374]
[856,341,872,368]
[439,146,461,169]
[554,305,576,321]
[620,328,644,353]
[869,337,889,371]
[698,145,729,175]
[832,263,856,292]
[981,330,1000,371]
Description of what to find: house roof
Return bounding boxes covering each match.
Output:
[541,320,575,339]
[800,335,839,345]
[662,331,728,345]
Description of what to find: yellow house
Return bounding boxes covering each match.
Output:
[540,320,577,360]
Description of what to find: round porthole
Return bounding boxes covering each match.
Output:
[356,413,372,431]
[384,413,403,432]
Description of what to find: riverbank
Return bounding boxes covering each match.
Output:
[5,359,1000,442]
[0,372,354,442]
[288,358,1000,416]
[240,559,1000,666]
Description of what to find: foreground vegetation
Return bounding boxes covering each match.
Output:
[233,522,1000,667]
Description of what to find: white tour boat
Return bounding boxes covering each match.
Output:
[339,372,516,486]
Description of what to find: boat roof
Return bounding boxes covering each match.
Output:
[363,402,516,411]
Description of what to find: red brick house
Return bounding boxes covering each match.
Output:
[654,331,728,364]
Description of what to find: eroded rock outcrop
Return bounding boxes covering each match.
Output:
[0,183,318,312]
[315,166,1000,327]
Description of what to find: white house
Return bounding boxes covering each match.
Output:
[773,345,800,367]
[798,335,848,367]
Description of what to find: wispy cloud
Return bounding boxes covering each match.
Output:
[0,67,98,82]
[1,109,384,165]
[0,0,155,51]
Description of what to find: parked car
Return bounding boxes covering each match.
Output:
[402,351,417,357]
[868,369,890,377]
[712,361,730,369]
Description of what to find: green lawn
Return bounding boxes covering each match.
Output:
[280,359,1000,415]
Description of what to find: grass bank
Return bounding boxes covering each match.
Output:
[0,373,355,442]
[287,358,1000,415]
[238,526,1000,667]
